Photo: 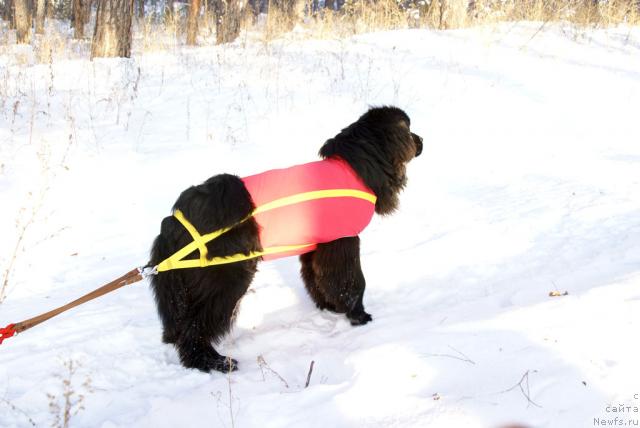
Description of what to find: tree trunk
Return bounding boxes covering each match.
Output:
[2,0,14,25]
[35,0,45,33]
[72,0,87,38]
[248,0,262,15]
[27,0,33,27]
[91,0,134,58]
[438,0,448,30]
[87,0,93,20]
[137,0,143,19]
[14,0,31,43]
[214,0,242,44]
[186,0,200,45]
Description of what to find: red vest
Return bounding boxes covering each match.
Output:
[241,158,376,261]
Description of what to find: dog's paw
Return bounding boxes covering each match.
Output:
[347,310,372,326]
[182,351,238,373]
[207,355,238,373]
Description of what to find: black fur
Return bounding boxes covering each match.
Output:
[149,106,422,372]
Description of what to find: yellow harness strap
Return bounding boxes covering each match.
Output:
[173,210,209,264]
[155,188,376,272]
[252,189,375,215]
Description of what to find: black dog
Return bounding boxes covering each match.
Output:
[149,106,423,372]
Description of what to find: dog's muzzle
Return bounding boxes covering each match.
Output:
[412,133,423,157]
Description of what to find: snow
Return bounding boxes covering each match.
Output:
[1,22,640,427]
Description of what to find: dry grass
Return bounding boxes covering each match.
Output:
[244,0,640,43]
[33,25,75,63]
[47,359,93,428]
[262,0,303,41]
[138,12,183,53]
[0,0,638,58]
[469,0,639,27]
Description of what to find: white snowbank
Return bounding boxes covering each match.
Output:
[1,22,639,428]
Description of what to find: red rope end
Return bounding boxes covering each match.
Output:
[0,324,16,344]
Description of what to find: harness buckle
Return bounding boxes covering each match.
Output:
[139,265,158,278]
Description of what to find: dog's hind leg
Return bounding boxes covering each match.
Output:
[174,261,257,373]
[175,306,238,372]
[305,236,372,326]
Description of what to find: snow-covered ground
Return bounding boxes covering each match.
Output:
[1,22,639,428]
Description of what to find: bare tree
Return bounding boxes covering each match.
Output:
[186,0,200,45]
[214,0,243,44]
[35,0,45,33]
[72,0,89,38]
[85,0,93,23]
[438,0,448,29]
[1,0,12,23]
[27,0,33,27]
[14,0,31,43]
[91,0,134,58]
[249,0,266,14]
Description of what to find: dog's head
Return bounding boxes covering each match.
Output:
[319,106,422,215]
[357,106,423,159]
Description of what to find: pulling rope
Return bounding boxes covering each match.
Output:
[0,267,153,344]
[0,188,376,345]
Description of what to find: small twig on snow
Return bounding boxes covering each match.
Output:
[257,355,289,388]
[502,370,542,408]
[0,397,37,427]
[305,361,315,388]
[424,345,476,365]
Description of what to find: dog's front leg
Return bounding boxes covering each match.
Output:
[309,236,372,326]
[300,251,337,312]
[345,283,372,326]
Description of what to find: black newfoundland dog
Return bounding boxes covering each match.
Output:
[149,106,423,372]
